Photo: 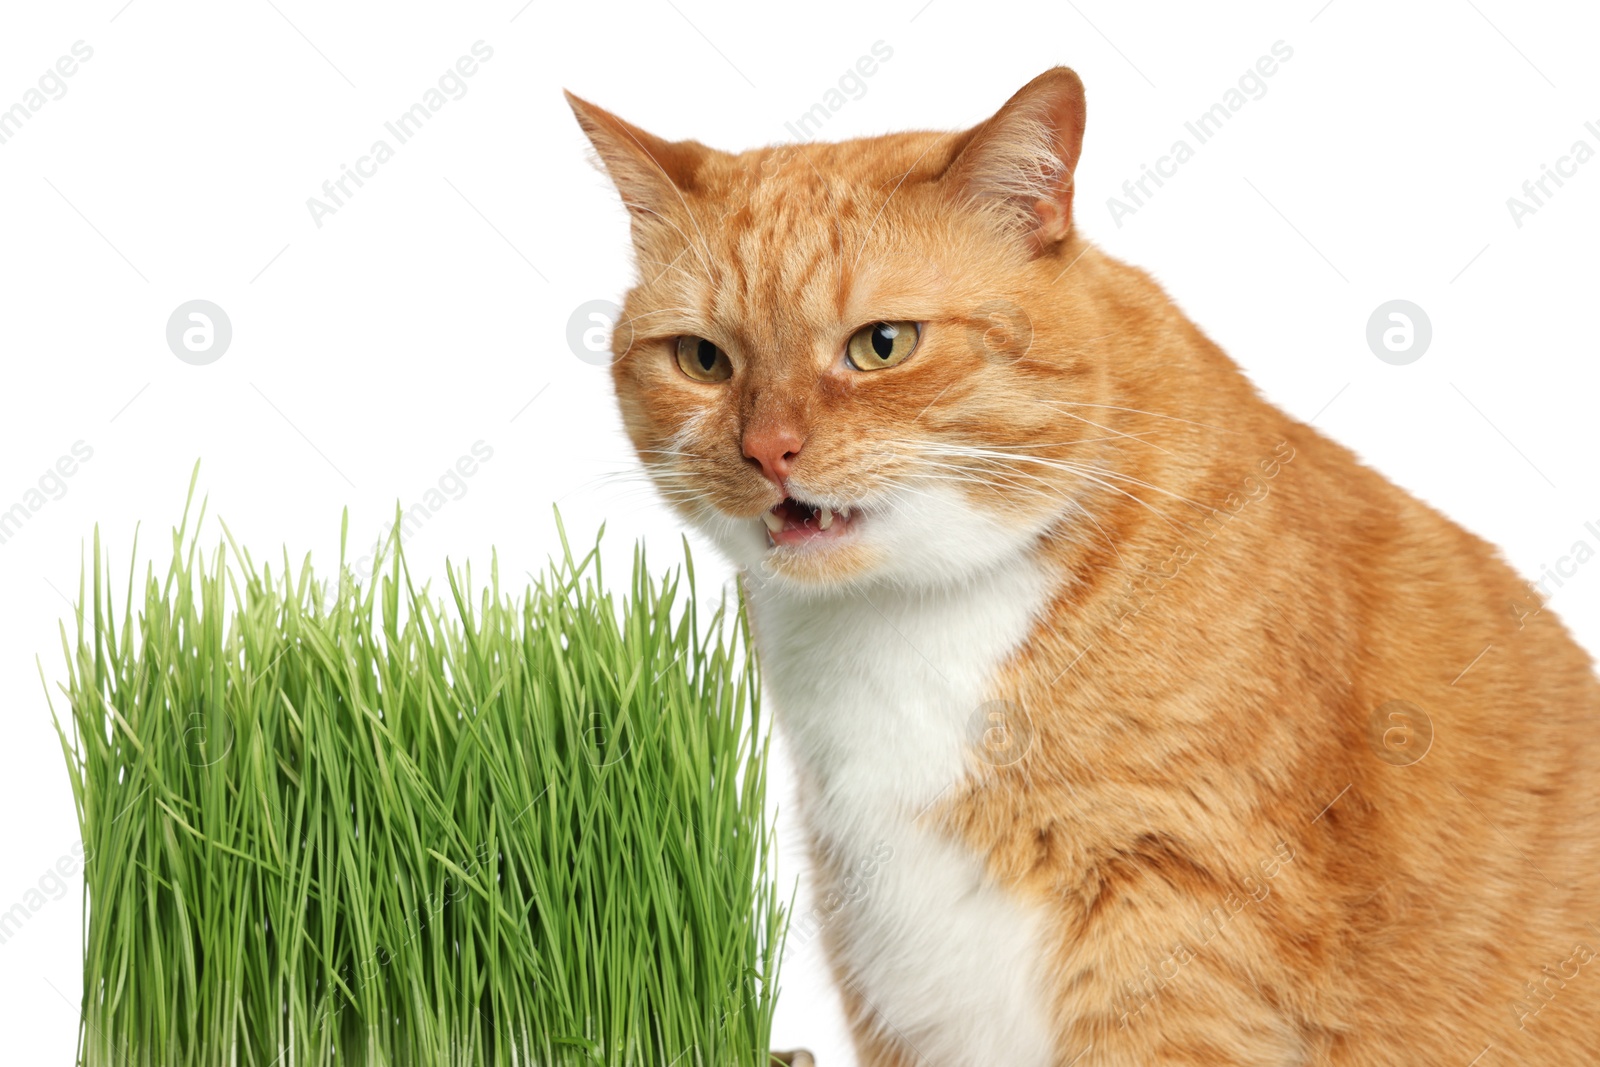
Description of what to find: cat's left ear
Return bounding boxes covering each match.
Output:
[942,68,1087,254]
[565,91,707,221]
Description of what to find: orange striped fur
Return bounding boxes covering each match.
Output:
[570,69,1600,1065]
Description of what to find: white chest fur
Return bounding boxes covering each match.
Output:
[746,559,1059,1067]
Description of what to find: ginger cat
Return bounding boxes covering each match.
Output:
[568,68,1600,1066]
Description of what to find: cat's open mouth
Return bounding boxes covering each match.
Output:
[760,497,857,548]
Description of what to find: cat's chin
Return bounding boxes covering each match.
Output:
[753,537,881,589]
[701,483,1056,596]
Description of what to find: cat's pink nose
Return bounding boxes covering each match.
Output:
[742,424,804,487]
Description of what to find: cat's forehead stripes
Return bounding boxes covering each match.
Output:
[647,135,961,364]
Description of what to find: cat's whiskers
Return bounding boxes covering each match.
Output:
[1033,406,1174,456]
[622,199,718,287]
[852,140,942,271]
[900,460,1126,558]
[1051,460,1207,512]
[650,166,722,287]
[644,247,701,288]
[944,433,1160,451]
[574,468,721,523]
[847,477,1128,583]
[904,441,1197,540]
[1037,399,1240,436]
[637,447,706,460]
[1005,330,1122,372]
[621,306,700,323]
[581,469,701,511]
[629,428,1178,568]
[914,441,1205,510]
[905,459,1058,503]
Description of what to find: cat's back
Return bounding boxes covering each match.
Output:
[1279,416,1600,1058]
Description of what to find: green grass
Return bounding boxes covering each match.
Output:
[47,471,783,1067]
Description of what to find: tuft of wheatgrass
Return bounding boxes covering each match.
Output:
[47,470,783,1067]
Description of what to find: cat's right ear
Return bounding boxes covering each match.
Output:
[941,68,1087,254]
[565,91,706,221]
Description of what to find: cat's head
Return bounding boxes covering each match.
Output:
[570,69,1111,594]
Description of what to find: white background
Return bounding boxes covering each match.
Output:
[2,1,1598,1062]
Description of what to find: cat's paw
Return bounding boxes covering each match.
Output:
[770,1050,816,1066]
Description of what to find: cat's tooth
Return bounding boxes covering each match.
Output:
[818,506,834,530]
[840,507,852,521]
[760,510,784,534]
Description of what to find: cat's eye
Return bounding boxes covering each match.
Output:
[846,321,920,371]
[674,336,733,382]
